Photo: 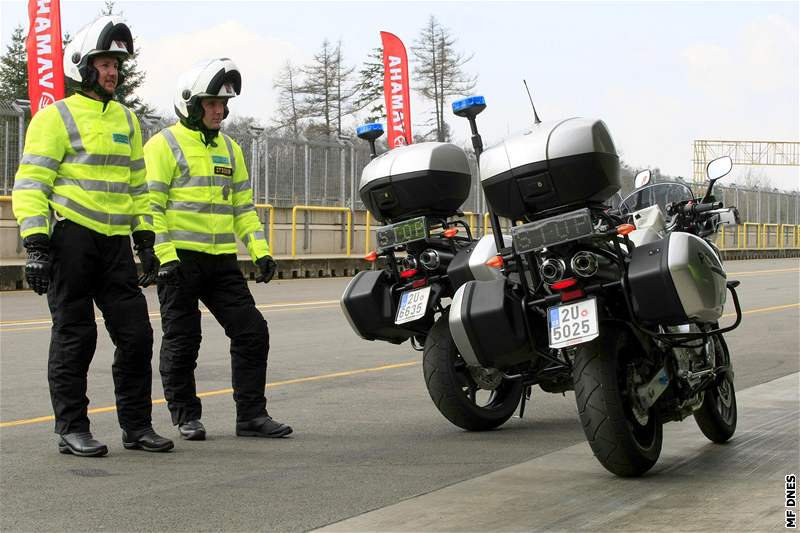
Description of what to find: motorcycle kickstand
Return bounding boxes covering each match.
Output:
[516,385,533,419]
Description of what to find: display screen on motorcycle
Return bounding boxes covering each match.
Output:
[511,208,594,254]
[376,216,428,249]
[618,182,694,218]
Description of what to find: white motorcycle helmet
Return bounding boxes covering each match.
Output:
[174,58,242,126]
[63,16,133,87]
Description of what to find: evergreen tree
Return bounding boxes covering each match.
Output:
[412,16,477,142]
[0,25,29,102]
[298,39,356,139]
[351,46,385,125]
[100,1,153,115]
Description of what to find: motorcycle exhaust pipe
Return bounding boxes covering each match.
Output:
[419,249,453,271]
[540,258,566,284]
[571,251,599,278]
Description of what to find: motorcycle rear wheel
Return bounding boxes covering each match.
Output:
[573,326,663,477]
[693,334,737,443]
[423,313,523,431]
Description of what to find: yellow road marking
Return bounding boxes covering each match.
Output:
[0,299,340,328]
[722,302,800,318]
[0,360,418,428]
[727,268,800,276]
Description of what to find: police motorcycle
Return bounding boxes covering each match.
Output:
[340,123,527,431]
[447,96,743,476]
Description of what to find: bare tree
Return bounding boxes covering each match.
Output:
[272,60,304,137]
[412,16,477,142]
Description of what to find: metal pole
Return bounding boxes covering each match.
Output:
[4,120,9,193]
[263,136,270,204]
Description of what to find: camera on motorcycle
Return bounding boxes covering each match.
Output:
[633,169,651,189]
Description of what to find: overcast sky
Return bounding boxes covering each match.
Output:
[2,0,798,189]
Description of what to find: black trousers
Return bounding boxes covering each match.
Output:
[157,250,269,425]
[47,220,154,434]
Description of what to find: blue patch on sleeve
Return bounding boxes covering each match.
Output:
[112,133,130,144]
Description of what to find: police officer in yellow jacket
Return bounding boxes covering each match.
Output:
[144,58,291,440]
[11,16,173,456]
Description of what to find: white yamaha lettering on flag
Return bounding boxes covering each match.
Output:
[26,0,64,116]
[381,31,412,149]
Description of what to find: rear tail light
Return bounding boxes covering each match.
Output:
[364,251,378,262]
[399,268,418,279]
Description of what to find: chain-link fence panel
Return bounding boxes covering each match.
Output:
[0,102,25,195]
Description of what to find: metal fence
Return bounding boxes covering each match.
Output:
[2,100,797,224]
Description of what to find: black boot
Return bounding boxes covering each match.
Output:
[58,432,109,457]
[178,419,206,441]
[122,427,174,452]
[236,416,292,438]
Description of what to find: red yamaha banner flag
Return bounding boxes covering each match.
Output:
[380,31,412,148]
[26,0,64,116]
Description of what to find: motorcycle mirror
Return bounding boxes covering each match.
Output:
[356,123,385,159]
[634,169,652,188]
[703,156,732,202]
[706,156,733,182]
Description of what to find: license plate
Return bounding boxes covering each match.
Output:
[547,297,599,349]
[395,286,431,325]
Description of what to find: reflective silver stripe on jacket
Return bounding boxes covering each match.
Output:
[172,175,230,189]
[20,216,49,232]
[54,177,129,194]
[20,154,60,171]
[130,158,145,171]
[166,200,234,216]
[242,230,265,245]
[223,135,236,174]
[55,101,85,153]
[232,180,250,193]
[150,203,166,213]
[62,153,131,167]
[233,203,255,217]
[131,215,153,230]
[155,232,171,245]
[129,183,148,196]
[50,193,132,226]
[160,129,191,178]
[13,178,52,194]
[121,105,135,141]
[147,181,170,194]
[168,230,236,244]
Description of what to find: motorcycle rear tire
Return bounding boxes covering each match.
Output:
[573,326,663,477]
[693,334,737,443]
[423,313,523,431]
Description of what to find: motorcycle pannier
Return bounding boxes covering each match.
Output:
[479,118,620,220]
[341,270,418,343]
[449,279,532,369]
[359,142,472,223]
[627,232,727,326]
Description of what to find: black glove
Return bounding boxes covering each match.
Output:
[132,230,159,287]
[23,234,51,295]
[255,255,277,284]
[157,260,181,287]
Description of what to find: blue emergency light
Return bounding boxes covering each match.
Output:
[452,96,486,117]
[356,123,384,141]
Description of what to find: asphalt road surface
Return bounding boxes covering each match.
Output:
[1,258,798,532]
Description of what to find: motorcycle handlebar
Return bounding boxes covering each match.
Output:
[684,201,723,216]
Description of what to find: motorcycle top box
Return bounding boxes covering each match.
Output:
[627,232,727,326]
[359,142,472,224]
[479,118,620,220]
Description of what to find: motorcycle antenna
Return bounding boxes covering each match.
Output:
[523,79,541,125]
[356,123,385,160]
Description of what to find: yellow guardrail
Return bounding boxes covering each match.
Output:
[740,222,761,249]
[761,224,779,249]
[0,195,11,202]
[778,224,795,249]
[364,212,374,254]
[291,205,351,257]
[254,203,274,251]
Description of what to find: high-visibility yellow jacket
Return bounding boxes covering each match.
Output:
[12,93,152,238]
[143,122,269,264]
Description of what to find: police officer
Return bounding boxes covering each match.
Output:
[144,58,291,441]
[11,16,173,456]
